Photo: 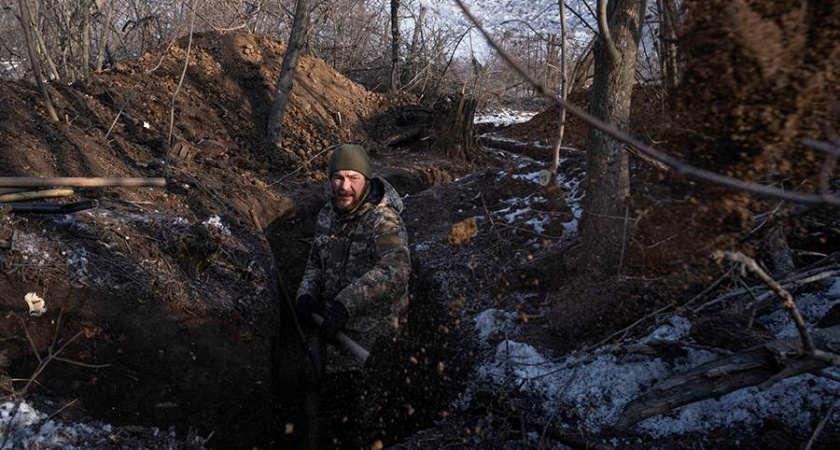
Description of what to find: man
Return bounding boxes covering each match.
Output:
[295,144,411,369]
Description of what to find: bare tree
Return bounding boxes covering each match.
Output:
[389,0,400,91]
[95,0,117,72]
[81,0,92,79]
[267,0,312,147]
[656,0,679,92]
[17,0,58,122]
[580,0,648,275]
[549,0,569,182]
[403,4,426,86]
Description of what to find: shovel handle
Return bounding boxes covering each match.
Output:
[311,313,370,363]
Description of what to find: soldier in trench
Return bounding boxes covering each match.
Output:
[295,143,411,373]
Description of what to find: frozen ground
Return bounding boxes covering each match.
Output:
[474,110,538,127]
[1,401,116,450]
[0,400,205,449]
[467,278,840,438]
[491,163,583,238]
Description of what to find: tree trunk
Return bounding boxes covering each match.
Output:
[580,0,648,275]
[389,0,400,91]
[267,0,312,147]
[550,0,569,182]
[436,95,477,162]
[81,0,92,80]
[656,0,679,92]
[27,0,60,81]
[18,0,58,122]
[95,0,116,73]
[403,5,426,86]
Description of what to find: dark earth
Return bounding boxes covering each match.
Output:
[2,1,840,447]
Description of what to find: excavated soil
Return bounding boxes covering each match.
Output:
[0,30,397,449]
[3,2,840,447]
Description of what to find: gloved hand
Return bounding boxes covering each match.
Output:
[320,300,349,343]
[295,294,319,327]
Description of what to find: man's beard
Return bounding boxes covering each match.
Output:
[332,185,366,212]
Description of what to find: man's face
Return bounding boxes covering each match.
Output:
[330,170,367,212]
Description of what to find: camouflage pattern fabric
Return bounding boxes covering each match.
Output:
[297,178,411,367]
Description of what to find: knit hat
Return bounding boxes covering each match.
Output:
[328,144,372,179]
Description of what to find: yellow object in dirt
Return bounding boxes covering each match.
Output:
[0,188,74,202]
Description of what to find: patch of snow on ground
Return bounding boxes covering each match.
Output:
[474,109,537,126]
[503,208,531,224]
[636,373,836,437]
[760,291,838,339]
[512,171,541,183]
[827,277,840,297]
[504,160,584,238]
[202,215,231,235]
[475,309,520,341]
[12,232,52,265]
[557,170,583,236]
[639,315,692,344]
[473,297,840,437]
[0,401,116,449]
[171,217,190,227]
[63,247,89,277]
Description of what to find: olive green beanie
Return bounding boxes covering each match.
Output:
[328,144,372,179]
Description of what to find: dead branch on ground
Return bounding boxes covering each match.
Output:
[1,309,110,444]
[616,251,840,429]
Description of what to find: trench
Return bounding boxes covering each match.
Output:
[265,167,468,450]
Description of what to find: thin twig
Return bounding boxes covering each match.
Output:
[719,251,815,353]
[805,393,840,450]
[480,192,502,243]
[104,88,137,141]
[451,0,840,207]
[584,268,732,351]
[268,144,337,186]
[165,0,199,178]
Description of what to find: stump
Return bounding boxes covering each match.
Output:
[434,95,478,162]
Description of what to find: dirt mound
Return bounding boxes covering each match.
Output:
[0,31,392,448]
[503,87,664,148]
[675,0,840,184]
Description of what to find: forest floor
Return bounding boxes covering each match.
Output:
[1,30,840,450]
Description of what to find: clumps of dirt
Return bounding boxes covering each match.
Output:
[675,0,840,185]
[503,87,664,147]
[0,29,399,448]
[449,217,478,245]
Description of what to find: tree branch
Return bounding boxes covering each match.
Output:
[596,0,620,62]
[451,0,840,207]
[718,251,815,353]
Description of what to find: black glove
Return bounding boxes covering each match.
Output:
[320,300,349,343]
[295,294,319,327]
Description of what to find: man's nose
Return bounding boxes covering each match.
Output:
[340,179,352,191]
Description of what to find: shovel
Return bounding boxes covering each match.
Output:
[311,313,370,364]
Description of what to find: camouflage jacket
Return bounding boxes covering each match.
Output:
[297,178,411,336]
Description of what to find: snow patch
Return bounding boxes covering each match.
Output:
[0,401,115,449]
[759,293,838,339]
[474,294,840,437]
[202,215,231,235]
[474,109,537,126]
[475,309,520,341]
[12,232,52,265]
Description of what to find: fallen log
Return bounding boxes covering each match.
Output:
[383,125,425,147]
[478,135,584,157]
[0,177,166,188]
[616,324,840,429]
